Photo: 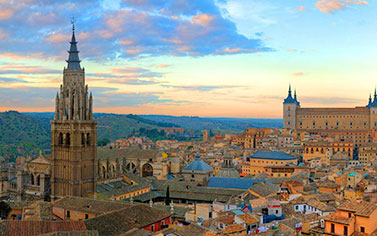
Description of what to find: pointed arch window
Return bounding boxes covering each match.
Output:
[86,133,90,145]
[66,133,71,146]
[81,133,85,146]
[59,133,63,145]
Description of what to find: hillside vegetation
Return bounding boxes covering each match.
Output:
[0,112,177,161]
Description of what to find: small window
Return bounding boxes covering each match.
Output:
[331,223,335,233]
[85,214,89,219]
[81,133,85,146]
[58,133,63,145]
[86,133,90,145]
[361,227,365,233]
[151,224,155,232]
[65,133,71,146]
[66,210,70,219]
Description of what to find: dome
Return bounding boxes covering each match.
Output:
[183,156,213,172]
[215,168,239,178]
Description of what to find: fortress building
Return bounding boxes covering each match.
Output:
[283,85,377,146]
[50,24,97,199]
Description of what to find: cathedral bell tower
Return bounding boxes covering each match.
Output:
[50,24,97,199]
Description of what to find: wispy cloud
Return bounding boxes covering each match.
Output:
[315,0,368,14]
[162,84,245,92]
[301,96,363,104]
[292,72,304,77]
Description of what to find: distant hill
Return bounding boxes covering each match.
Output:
[0,112,283,160]
[140,115,283,131]
[0,111,50,160]
[0,112,177,160]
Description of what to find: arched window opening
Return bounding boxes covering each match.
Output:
[81,133,85,146]
[31,174,34,185]
[86,133,90,146]
[59,133,63,145]
[102,166,106,179]
[37,175,40,186]
[66,133,71,146]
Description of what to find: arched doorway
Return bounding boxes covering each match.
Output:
[102,166,107,179]
[109,164,115,178]
[142,163,153,177]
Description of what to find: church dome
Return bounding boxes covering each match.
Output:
[215,168,239,178]
[183,156,213,172]
[215,155,239,178]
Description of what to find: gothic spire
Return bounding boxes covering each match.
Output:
[66,22,81,70]
[288,84,292,97]
[294,89,297,100]
[374,88,377,102]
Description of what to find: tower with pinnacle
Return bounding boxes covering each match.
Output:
[283,85,300,129]
[50,23,97,199]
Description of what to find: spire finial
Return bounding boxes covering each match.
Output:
[66,19,81,70]
[288,84,292,96]
[71,17,75,32]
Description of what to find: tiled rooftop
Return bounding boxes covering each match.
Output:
[338,201,377,217]
[251,151,297,161]
[0,221,87,236]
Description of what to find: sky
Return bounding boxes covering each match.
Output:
[0,0,376,118]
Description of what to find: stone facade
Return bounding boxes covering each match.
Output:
[50,25,97,199]
[283,86,377,133]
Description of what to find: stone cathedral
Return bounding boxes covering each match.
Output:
[0,25,174,201]
[50,25,97,199]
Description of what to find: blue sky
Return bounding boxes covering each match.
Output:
[0,0,376,117]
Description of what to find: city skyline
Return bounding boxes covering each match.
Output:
[0,0,376,118]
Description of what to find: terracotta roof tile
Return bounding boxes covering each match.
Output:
[237,214,258,224]
[0,220,87,236]
[222,224,245,234]
[338,201,377,217]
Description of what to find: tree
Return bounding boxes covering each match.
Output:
[97,138,111,147]
[165,186,170,206]
[0,201,11,219]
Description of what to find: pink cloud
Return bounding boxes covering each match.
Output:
[1,64,54,73]
[292,72,304,77]
[0,8,13,20]
[125,47,143,55]
[96,30,114,39]
[31,12,58,25]
[315,0,368,14]
[45,32,89,43]
[223,48,241,53]
[119,39,135,46]
[45,32,70,43]
[156,64,170,68]
[296,6,306,11]
[105,9,150,34]
[216,48,261,54]
[192,14,215,27]
[0,52,30,60]
[0,28,8,39]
